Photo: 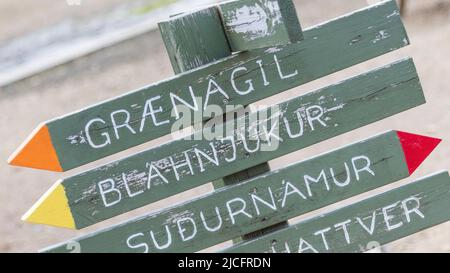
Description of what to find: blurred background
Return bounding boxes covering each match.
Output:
[0,0,449,253]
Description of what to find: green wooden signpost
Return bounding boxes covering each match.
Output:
[9,0,408,172]
[23,58,427,229]
[158,0,303,240]
[9,0,450,253]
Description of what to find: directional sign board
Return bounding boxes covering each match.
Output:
[23,58,427,229]
[8,0,408,172]
[224,172,450,253]
[39,130,440,253]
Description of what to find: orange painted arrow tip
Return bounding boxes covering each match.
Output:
[22,181,75,229]
[8,123,63,172]
[396,131,442,175]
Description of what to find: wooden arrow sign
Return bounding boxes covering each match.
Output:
[39,130,440,253]
[224,171,450,253]
[9,0,407,172]
[22,58,427,230]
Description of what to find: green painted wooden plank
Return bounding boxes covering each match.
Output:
[158,7,232,74]
[40,130,439,253]
[219,0,303,51]
[224,171,450,253]
[8,0,408,172]
[24,58,426,230]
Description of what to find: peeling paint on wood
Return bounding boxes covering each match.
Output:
[159,7,232,74]
[219,0,303,51]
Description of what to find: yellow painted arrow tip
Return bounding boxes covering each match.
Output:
[8,123,63,172]
[22,182,75,229]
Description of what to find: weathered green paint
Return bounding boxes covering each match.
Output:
[158,7,232,74]
[224,172,450,253]
[38,0,406,171]
[42,130,417,253]
[59,58,425,229]
[219,0,303,51]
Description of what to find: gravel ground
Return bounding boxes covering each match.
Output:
[0,0,128,43]
[0,0,449,252]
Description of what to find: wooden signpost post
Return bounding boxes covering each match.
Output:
[8,0,450,253]
[158,0,304,241]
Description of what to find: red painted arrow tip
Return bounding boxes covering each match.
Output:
[396,131,442,175]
